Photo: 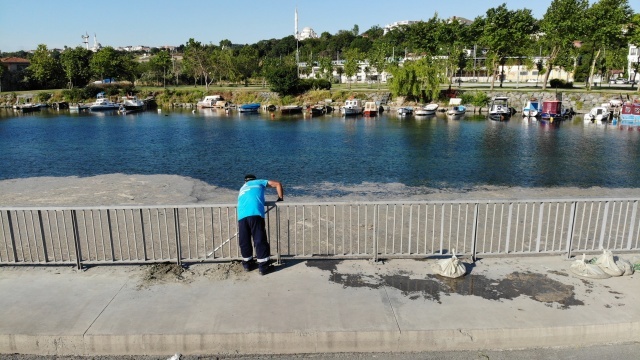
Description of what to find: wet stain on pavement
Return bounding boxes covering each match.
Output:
[307,260,584,308]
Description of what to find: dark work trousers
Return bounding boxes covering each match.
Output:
[238,215,270,261]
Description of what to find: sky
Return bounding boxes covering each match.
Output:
[0,0,615,53]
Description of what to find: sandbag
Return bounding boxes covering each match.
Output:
[616,258,634,276]
[433,250,466,278]
[570,254,611,279]
[595,249,624,276]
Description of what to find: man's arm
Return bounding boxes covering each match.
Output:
[267,180,284,200]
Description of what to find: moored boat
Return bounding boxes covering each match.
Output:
[309,105,327,116]
[121,95,145,112]
[540,100,563,121]
[415,103,439,116]
[238,103,260,113]
[397,106,413,116]
[363,102,378,116]
[488,96,512,121]
[446,98,466,116]
[89,92,120,111]
[280,105,303,114]
[620,100,640,126]
[197,95,223,108]
[583,105,611,123]
[340,99,363,116]
[522,98,540,117]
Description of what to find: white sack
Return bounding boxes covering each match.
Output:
[432,250,466,278]
[570,254,611,279]
[616,258,634,276]
[595,249,624,277]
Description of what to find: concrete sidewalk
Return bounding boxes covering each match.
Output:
[0,255,638,356]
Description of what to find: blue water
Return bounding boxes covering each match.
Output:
[1,108,639,195]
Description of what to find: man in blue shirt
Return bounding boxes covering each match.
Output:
[238,174,284,275]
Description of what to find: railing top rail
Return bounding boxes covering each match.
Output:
[0,197,638,212]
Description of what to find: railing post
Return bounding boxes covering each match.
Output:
[7,210,18,263]
[372,204,379,263]
[505,203,513,254]
[174,208,182,267]
[598,201,609,250]
[71,210,83,270]
[139,209,148,261]
[275,204,281,265]
[565,202,577,259]
[536,202,544,253]
[627,200,638,250]
[471,203,479,262]
[37,210,48,263]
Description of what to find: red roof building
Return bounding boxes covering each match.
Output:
[0,57,30,72]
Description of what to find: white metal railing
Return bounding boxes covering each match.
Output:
[1,198,639,268]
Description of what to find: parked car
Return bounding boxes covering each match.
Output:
[616,78,628,84]
[467,78,478,82]
[609,78,617,84]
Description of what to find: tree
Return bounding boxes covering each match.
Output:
[583,0,632,90]
[352,24,360,37]
[539,0,588,90]
[60,46,92,88]
[182,38,213,88]
[368,40,391,89]
[317,56,334,81]
[475,4,537,90]
[342,48,364,88]
[263,58,300,96]
[90,47,121,81]
[234,46,259,86]
[149,50,172,87]
[27,44,57,88]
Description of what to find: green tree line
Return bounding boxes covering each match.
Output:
[1,0,639,97]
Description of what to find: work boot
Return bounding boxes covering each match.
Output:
[242,259,255,272]
[258,261,272,276]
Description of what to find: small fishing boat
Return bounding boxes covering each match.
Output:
[363,102,378,116]
[238,103,260,113]
[89,92,120,111]
[488,96,513,121]
[197,95,223,108]
[280,105,303,114]
[522,98,540,117]
[446,98,466,116]
[340,99,363,116]
[415,103,438,116]
[397,106,413,116]
[583,105,611,123]
[309,105,327,116]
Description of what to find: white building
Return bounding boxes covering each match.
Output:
[297,27,318,40]
[383,20,419,35]
[628,44,639,83]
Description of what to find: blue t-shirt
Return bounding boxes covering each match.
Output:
[237,179,269,220]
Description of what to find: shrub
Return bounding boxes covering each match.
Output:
[549,79,573,89]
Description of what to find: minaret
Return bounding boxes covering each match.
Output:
[295,7,299,66]
[81,32,89,50]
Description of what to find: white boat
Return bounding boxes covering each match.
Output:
[488,96,512,121]
[415,103,438,116]
[583,105,611,123]
[121,95,145,112]
[363,101,378,116]
[340,99,363,116]
[446,98,466,116]
[397,106,413,116]
[89,92,119,111]
[522,99,540,117]
[197,95,223,108]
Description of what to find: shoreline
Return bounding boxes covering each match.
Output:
[1,174,640,207]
